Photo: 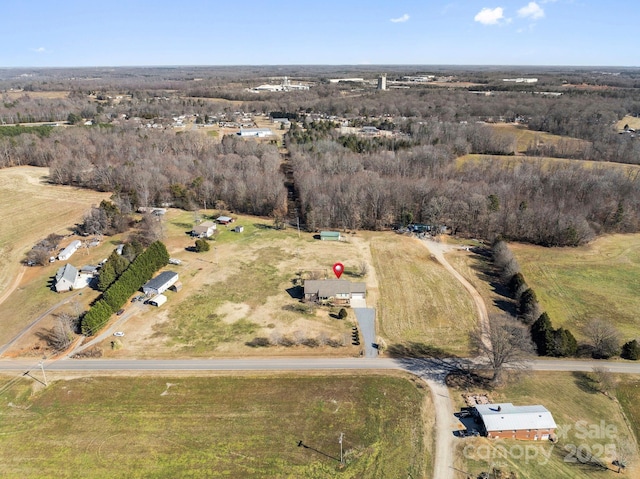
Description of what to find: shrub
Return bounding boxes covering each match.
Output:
[246,337,270,348]
[338,308,348,320]
[621,339,640,360]
[194,238,210,252]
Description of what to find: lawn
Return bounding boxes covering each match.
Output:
[453,371,638,478]
[371,234,476,356]
[509,234,640,341]
[0,374,430,479]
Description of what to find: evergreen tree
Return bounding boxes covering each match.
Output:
[531,313,554,356]
[195,238,210,252]
[97,261,116,292]
[621,339,640,360]
[551,328,578,357]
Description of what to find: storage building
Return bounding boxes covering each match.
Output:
[142,271,179,296]
[148,294,167,307]
[474,403,557,440]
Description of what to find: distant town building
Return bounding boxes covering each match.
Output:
[503,78,538,83]
[377,74,387,91]
[237,128,273,138]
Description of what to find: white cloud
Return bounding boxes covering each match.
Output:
[474,7,505,25]
[518,2,545,19]
[32,47,46,53]
[390,14,410,23]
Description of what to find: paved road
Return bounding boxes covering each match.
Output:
[354,308,377,358]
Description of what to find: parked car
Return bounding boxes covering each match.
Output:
[113,331,125,337]
[116,309,125,316]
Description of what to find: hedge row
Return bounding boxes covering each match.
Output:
[81,241,169,336]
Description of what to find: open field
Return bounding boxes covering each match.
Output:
[0,373,429,479]
[370,234,476,356]
[510,234,640,341]
[456,153,640,172]
[490,123,590,154]
[616,378,640,457]
[0,167,110,344]
[3,90,70,100]
[452,371,639,478]
[616,115,640,131]
[446,246,516,319]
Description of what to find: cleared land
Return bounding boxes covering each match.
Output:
[370,234,476,356]
[0,374,429,479]
[490,123,590,155]
[453,372,638,478]
[510,234,640,341]
[0,167,110,344]
[616,115,640,131]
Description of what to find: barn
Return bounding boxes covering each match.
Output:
[58,240,82,261]
[474,403,557,440]
[142,271,179,296]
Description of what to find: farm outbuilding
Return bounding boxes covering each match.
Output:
[148,294,167,307]
[474,403,557,440]
[142,271,179,296]
[216,216,234,225]
[237,128,273,138]
[58,240,82,261]
[320,231,341,241]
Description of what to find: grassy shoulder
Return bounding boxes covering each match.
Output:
[510,234,640,341]
[451,371,638,478]
[0,373,429,479]
[371,234,476,356]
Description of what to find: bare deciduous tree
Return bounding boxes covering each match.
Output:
[591,367,617,395]
[584,319,621,359]
[471,314,535,385]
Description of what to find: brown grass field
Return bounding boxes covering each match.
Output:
[489,123,590,154]
[0,373,431,478]
[510,234,640,341]
[3,90,70,100]
[0,167,110,345]
[370,234,476,356]
[616,115,640,131]
[452,371,639,479]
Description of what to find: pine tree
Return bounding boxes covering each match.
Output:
[531,313,554,356]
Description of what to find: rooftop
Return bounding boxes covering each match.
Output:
[475,403,557,432]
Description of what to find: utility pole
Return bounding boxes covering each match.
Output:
[38,361,47,387]
[339,432,344,465]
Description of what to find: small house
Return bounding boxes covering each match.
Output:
[142,271,179,296]
[303,279,366,305]
[320,231,341,241]
[474,403,557,440]
[58,240,82,261]
[192,221,216,238]
[234,225,244,233]
[55,264,79,292]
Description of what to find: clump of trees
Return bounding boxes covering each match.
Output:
[81,241,169,335]
[25,233,64,266]
[76,200,130,236]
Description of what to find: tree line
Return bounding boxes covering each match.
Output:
[81,241,169,336]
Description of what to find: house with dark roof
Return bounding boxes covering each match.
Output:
[474,403,557,440]
[303,279,366,305]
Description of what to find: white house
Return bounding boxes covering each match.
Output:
[58,240,82,261]
[237,128,273,138]
[142,271,179,296]
[55,264,79,292]
[191,221,216,238]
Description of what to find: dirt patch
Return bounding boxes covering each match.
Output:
[217,302,251,323]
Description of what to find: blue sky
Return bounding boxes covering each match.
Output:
[2,1,638,67]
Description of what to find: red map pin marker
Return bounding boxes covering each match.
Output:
[332,262,344,279]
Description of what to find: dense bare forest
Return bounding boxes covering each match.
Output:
[1,66,640,246]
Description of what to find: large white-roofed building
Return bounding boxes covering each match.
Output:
[474,403,557,440]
